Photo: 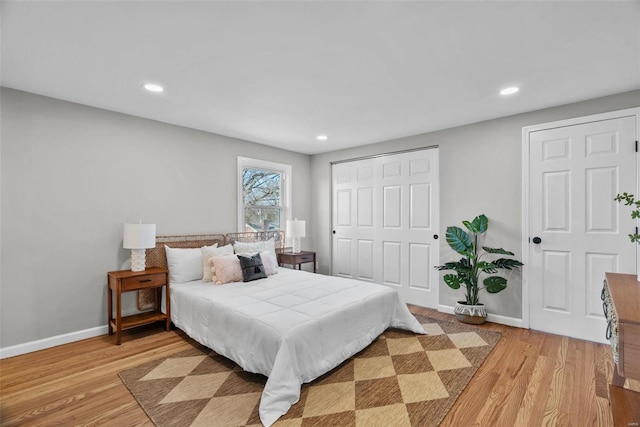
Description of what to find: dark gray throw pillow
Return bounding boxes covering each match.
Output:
[237,253,268,282]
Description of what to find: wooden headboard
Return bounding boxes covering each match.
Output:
[146,230,286,269]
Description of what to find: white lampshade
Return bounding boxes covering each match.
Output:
[286,219,306,238]
[123,223,156,249]
[123,223,156,272]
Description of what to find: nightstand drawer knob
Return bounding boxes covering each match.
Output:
[140,279,152,283]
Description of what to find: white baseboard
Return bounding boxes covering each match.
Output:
[0,325,108,359]
[1,305,157,359]
[437,304,455,315]
[486,312,525,328]
[438,304,525,328]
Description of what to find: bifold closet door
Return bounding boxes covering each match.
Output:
[332,148,440,308]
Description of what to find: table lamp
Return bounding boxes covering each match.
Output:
[123,222,156,272]
[287,219,305,254]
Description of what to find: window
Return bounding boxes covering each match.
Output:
[237,157,291,232]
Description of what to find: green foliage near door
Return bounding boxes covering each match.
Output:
[614,192,640,243]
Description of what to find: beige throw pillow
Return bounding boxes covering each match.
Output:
[210,254,243,285]
[201,244,234,282]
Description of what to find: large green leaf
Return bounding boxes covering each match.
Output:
[482,246,515,256]
[471,214,488,233]
[445,226,473,255]
[436,259,473,276]
[435,261,463,271]
[492,258,524,270]
[477,261,498,274]
[484,276,507,293]
[462,214,488,234]
[443,274,461,290]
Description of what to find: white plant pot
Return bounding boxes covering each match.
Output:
[454,302,487,325]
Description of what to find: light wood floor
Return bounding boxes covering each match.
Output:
[0,307,616,426]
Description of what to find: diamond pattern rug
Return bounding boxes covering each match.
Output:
[119,315,500,426]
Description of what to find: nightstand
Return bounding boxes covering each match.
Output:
[107,267,170,345]
[277,250,316,273]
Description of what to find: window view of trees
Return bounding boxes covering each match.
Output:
[242,168,282,231]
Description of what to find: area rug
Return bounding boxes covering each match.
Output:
[119,315,501,426]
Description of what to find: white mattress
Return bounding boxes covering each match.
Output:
[170,267,425,426]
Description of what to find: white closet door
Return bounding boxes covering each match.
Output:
[332,148,440,308]
[332,157,376,281]
[528,116,636,343]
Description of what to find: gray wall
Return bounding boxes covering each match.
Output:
[2,86,639,349]
[310,90,640,320]
[0,88,311,348]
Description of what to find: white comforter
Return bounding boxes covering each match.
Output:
[170,268,425,426]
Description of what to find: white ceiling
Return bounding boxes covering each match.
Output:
[2,1,639,155]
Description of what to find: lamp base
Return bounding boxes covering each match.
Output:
[292,238,301,254]
[130,249,147,272]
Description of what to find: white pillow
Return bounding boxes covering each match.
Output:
[234,239,277,264]
[165,245,203,283]
[201,244,234,282]
[202,243,218,250]
[260,250,278,276]
[210,254,243,285]
[233,238,275,255]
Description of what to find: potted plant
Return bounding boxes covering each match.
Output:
[435,214,523,324]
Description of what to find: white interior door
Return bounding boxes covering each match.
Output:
[528,115,637,343]
[332,148,440,308]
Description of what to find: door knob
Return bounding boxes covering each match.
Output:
[332,230,336,235]
[532,237,542,244]
[433,234,439,240]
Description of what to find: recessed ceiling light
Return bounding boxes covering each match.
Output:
[317,135,328,141]
[500,86,519,95]
[143,83,164,93]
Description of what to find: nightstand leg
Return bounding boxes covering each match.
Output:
[107,287,113,336]
[158,286,170,332]
[116,288,122,345]
[165,284,171,332]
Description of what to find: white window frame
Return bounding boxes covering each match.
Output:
[237,157,292,232]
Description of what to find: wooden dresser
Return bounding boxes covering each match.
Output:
[602,272,640,425]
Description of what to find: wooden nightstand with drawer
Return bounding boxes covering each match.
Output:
[277,250,317,273]
[107,267,170,345]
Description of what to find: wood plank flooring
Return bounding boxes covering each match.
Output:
[0,307,616,426]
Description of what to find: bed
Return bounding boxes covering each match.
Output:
[146,231,425,426]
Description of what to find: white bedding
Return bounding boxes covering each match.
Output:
[170,267,425,426]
